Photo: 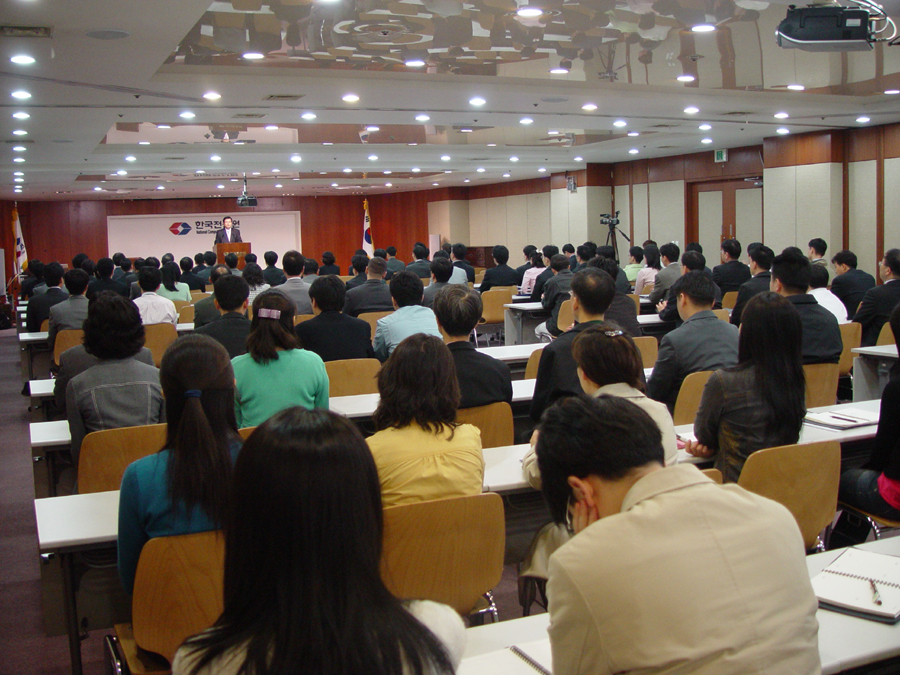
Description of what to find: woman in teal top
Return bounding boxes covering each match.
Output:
[232,290,329,428]
[117,334,242,594]
[157,261,192,302]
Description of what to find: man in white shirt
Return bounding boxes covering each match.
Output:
[133,267,177,326]
[809,264,848,323]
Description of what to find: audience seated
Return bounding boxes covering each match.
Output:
[129,256,160,299]
[193,265,231,329]
[433,250,467,285]
[343,257,393,317]
[647,272,739,412]
[48,269,89,351]
[479,245,519,292]
[262,250,287,287]
[595,246,631,295]
[423,257,455,308]
[297,275,375,362]
[232,290,329,428]
[20,259,46,300]
[855,247,900,346]
[830,249,875,320]
[808,264,848,323]
[66,293,165,464]
[373,271,441,362]
[195,275,252,359]
[771,249,842,364]
[529,245,559,301]
[87,257,129,300]
[520,252,545,297]
[278,250,314,314]
[132,267,177,326]
[317,250,340,277]
[515,244,537,285]
[808,237,828,266]
[385,245,406,275]
[300,257,319,286]
[26,262,67,333]
[686,292,806,482]
[648,242,681,305]
[730,244,774,326]
[367,334,484,508]
[633,244,660,296]
[712,238,752,294]
[406,242,432,278]
[536,395,820,675]
[451,243,475,283]
[172,407,463,675]
[345,253,370,290]
[530,268,616,422]
[117,335,242,595]
[240,262,270,305]
[195,251,217,282]
[586,258,641,337]
[657,251,722,325]
[535,254,574,340]
[623,245,644,284]
[433,286,512,409]
[177,256,206,292]
[156,261,191,303]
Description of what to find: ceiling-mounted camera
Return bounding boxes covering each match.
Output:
[776,1,898,51]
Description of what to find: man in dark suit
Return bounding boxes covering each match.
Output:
[515,245,537,285]
[191,252,207,275]
[595,245,631,295]
[831,249,876,320]
[405,242,432,278]
[20,260,45,300]
[178,256,206,292]
[195,274,251,358]
[529,245,559,301]
[433,285,512,409]
[193,265,231,329]
[855,248,900,346]
[262,250,287,287]
[730,245,774,326]
[296,275,375,362]
[657,251,722,326]
[771,249,842,364]
[345,254,370,290]
[87,257,129,300]
[213,215,242,244]
[343,257,393,316]
[712,239,751,294]
[536,254,574,340]
[647,272,740,412]
[591,257,642,337]
[26,262,67,333]
[48,268,90,351]
[451,243,475,283]
[530,268,616,422]
[480,245,519,292]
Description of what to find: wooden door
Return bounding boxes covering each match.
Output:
[687,180,762,261]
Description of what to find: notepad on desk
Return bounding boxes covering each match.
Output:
[458,639,553,675]
[804,408,880,430]
[811,547,900,623]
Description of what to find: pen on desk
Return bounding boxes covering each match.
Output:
[829,414,862,423]
[870,579,883,606]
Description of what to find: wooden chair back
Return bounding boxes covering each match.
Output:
[721,291,738,310]
[672,370,714,425]
[490,285,518,294]
[359,311,393,339]
[557,299,574,332]
[632,336,658,370]
[293,313,315,325]
[474,271,486,285]
[838,322,862,377]
[738,440,840,550]
[701,468,723,484]
[189,290,208,303]
[143,323,178,367]
[803,362,840,408]
[325,358,381,397]
[712,309,730,322]
[177,304,195,325]
[479,289,514,325]
[171,300,191,313]
[524,347,544,379]
[131,531,225,664]
[456,401,514,449]
[877,322,895,347]
[338,276,355,283]
[40,318,49,332]
[238,426,256,440]
[78,424,167,493]
[641,283,654,296]
[381,493,505,616]
[627,294,640,313]
[53,329,83,365]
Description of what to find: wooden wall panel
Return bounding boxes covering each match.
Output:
[764,130,842,169]
[467,178,550,200]
[682,145,763,181]
[847,127,879,163]
[0,201,15,287]
[367,191,430,258]
[884,123,900,159]
[585,164,614,187]
[648,156,685,183]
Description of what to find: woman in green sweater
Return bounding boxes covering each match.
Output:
[232,290,329,429]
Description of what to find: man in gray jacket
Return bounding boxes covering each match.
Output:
[648,242,682,305]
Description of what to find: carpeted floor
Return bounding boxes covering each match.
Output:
[0,328,547,675]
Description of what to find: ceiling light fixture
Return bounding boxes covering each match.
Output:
[415,114,430,121]
[94,187,103,191]
[366,125,379,132]
[203,91,221,100]
[291,155,301,162]
[383,170,392,174]
[368,154,378,160]
[196,170,205,174]
[405,58,425,67]
[412,167,421,172]
[275,183,282,188]
[343,168,352,173]
[433,183,439,186]
[301,112,317,120]
[13,146,26,152]
[684,106,699,114]
[331,183,338,187]
[11,90,31,99]
[691,24,715,32]
[517,6,543,18]
[503,173,511,178]
[210,155,221,161]
[627,131,639,137]
[857,116,871,123]
[774,112,789,119]
[179,111,195,119]
[701,138,713,144]
[520,117,533,125]
[13,130,27,135]
[776,127,790,134]
[613,120,627,127]
[886,90,900,95]
[677,74,696,82]
[14,178,23,183]
[629,149,639,154]
[13,112,29,119]
[699,124,712,131]
[460,128,473,133]
[251,171,261,176]
[510,156,519,162]
[14,172,24,176]
[272,168,280,173]
[138,141,150,145]
[477,167,485,172]
[265,124,278,130]
[469,97,486,106]
[217,184,225,189]
[125,155,136,161]
[156,185,165,190]
[441,155,451,161]
[13,157,25,162]
[157,124,171,129]
[11,55,36,65]
[242,52,265,60]
[342,93,359,102]
[582,103,597,111]
[116,170,127,175]
[787,84,805,91]
[574,156,583,162]
[538,168,547,173]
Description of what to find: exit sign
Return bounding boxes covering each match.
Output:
[714,149,728,163]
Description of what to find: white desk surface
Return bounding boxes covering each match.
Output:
[30,420,71,448]
[504,302,545,312]
[29,379,54,398]
[35,490,119,552]
[461,537,900,674]
[19,331,49,343]
[853,345,898,359]
[637,314,667,326]
[177,322,194,333]
[477,343,544,363]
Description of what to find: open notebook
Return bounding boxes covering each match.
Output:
[457,639,553,675]
[804,407,880,430]
[811,547,900,623]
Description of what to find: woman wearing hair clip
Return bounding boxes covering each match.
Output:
[231,290,329,429]
[117,334,243,594]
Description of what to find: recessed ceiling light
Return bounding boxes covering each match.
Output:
[469,97,486,106]
[14,171,24,176]
[613,120,627,127]
[487,143,496,147]
[503,173,511,178]
[203,91,221,100]
[11,90,31,99]
[699,124,712,130]
[774,112,789,119]
[117,170,127,175]
[366,126,379,132]
[517,7,543,18]
[385,182,392,187]
[441,155,451,161]
[692,24,716,32]
[217,184,225,189]
[195,169,205,174]
[157,124,171,129]
[331,183,338,187]
[547,130,559,135]
[368,154,378,161]
[301,112,317,120]
[288,155,301,164]
[13,130,27,135]
[510,156,519,162]
[383,170,392,174]
[433,182,439,186]
[251,171,261,176]
[231,178,239,181]
[582,103,597,111]
[412,167,421,172]
[684,106,700,114]
[342,93,359,102]
[776,127,790,134]
[14,187,22,192]
[93,186,103,191]
[549,67,569,75]
[629,149,639,154]
[14,178,23,183]
[574,156,583,162]
[11,55,36,65]
[343,168,352,173]
[13,157,25,163]
[477,167,485,172]
[156,185,165,190]
[857,116,871,123]
[677,74,696,82]
[12,146,26,152]
[787,84,805,91]
[537,168,547,173]
[415,114,430,122]
[210,155,221,161]
[125,155,136,161]
[275,183,282,188]
[243,52,265,60]
[139,141,150,145]
[272,168,280,173]
[408,142,418,146]
[627,131,639,137]
[179,111,195,119]
[265,124,278,130]
[12,112,29,119]
[405,58,425,67]
[701,138,713,144]
[464,178,470,183]
[520,117,534,125]
[460,128,473,133]
[444,170,452,173]
[886,90,900,95]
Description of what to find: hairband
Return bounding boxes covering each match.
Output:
[603,330,624,337]
[184,389,202,398]
[256,308,282,319]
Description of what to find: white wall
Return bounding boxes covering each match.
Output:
[849,161,879,278]
[428,199,470,247]
[883,158,900,274]
[648,180,685,247]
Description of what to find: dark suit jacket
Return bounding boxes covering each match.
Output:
[831,268,876,320]
[515,262,531,286]
[26,286,67,332]
[659,277,723,325]
[530,321,603,421]
[605,293,642,337]
[447,342,513,409]
[712,260,752,294]
[213,227,242,244]
[614,267,631,295]
[854,280,900,346]
[345,273,367,290]
[319,263,340,276]
[529,267,554,301]
[785,294,843,364]
[194,312,251,359]
[406,259,432,278]
[263,265,287,287]
[730,271,771,326]
[453,260,476,283]
[480,264,519,293]
[295,311,375,362]
[179,271,206,292]
[86,277,129,300]
[192,295,220,329]
[541,269,573,335]
[343,279,393,317]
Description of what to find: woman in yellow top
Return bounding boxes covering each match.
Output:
[367,334,484,508]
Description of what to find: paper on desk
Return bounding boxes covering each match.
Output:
[457,639,553,675]
[805,407,880,430]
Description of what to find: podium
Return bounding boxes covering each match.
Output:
[215,243,251,270]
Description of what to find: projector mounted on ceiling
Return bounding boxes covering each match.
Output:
[776,1,898,52]
[237,174,257,207]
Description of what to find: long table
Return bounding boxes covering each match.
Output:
[852,344,898,402]
[459,536,900,675]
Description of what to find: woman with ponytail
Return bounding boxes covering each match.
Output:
[117,334,242,594]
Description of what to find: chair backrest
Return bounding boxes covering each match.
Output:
[877,322,895,347]
[189,290,208,303]
[738,440,840,549]
[40,318,49,332]
[338,276,354,283]
[557,299,574,331]
[359,310,393,339]
[177,304,195,325]
[632,336,658,370]
[326,358,381,397]
[456,401,514,449]
[53,329,83,365]
[490,285,518,294]
[292,313,315,325]
[641,283,654,296]
[524,347,544,379]
[479,289,514,325]
[171,300,191,312]
[143,323,178,367]
[474,271,486,284]
[78,423,167,493]
[672,370,714,425]
[803,362,840,408]
[132,531,225,664]
[381,493,505,615]
[721,291,738,310]
[838,322,862,377]
[626,294,640,313]
[701,468,723,484]
[711,309,730,322]
[238,426,256,440]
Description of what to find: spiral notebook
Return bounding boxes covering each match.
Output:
[457,639,552,675]
[811,547,900,623]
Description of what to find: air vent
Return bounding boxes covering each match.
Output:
[541,96,569,103]
[721,111,754,116]
[233,113,266,119]
[657,145,678,149]
[650,124,679,128]
[2,139,34,144]
[163,157,186,161]
[263,95,303,101]
[0,25,52,38]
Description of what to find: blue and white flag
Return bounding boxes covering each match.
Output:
[362,199,374,256]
